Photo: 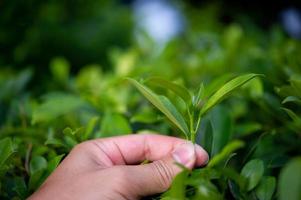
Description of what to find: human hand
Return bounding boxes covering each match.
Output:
[29,134,209,200]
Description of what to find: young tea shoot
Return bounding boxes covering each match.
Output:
[127,73,262,143]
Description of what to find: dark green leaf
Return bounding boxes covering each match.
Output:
[241,159,264,191]
[255,176,276,200]
[0,138,15,168]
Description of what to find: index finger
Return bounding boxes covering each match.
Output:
[91,133,208,167]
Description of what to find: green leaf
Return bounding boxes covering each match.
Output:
[201,74,262,116]
[146,77,192,102]
[241,159,264,191]
[282,108,301,124]
[255,176,276,200]
[208,140,245,167]
[203,74,233,99]
[0,138,15,168]
[193,178,223,200]
[32,93,86,124]
[209,105,233,156]
[101,112,132,137]
[30,156,47,175]
[282,96,301,105]
[127,78,189,137]
[50,57,70,82]
[47,154,65,173]
[162,170,189,200]
[279,157,301,200]
[83,116,100,140]
[194,82,205,106]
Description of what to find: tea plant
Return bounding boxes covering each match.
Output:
[127,74,261,143]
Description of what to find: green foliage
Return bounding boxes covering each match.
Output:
[1,2,301,200]
[278,157,301,200]
[128,74,259,143]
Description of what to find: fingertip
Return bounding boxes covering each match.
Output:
[194,144,209,167]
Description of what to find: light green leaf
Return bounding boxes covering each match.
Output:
[162,170,189,200]
[0,138,15,168]
[201,74,262,116]
[101,112,132,137]
[194,82,205,106]
[241,159,264,191]
[32,93,86,124]
[255,176,276,200]
[208,140,245,167]
[146,77,192,102]
[279,157,301,200]
[83,116,100,140]
[50,57,70,82]
[203,74,233,99]
[127,78,189,137]
[47,154,65,173]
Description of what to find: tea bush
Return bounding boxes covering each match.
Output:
[1,2,301,200]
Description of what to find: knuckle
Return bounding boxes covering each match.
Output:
[151,160,175,191]
[72,141,95,154]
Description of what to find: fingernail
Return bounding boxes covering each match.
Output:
[172,142,195,168]
[194,144,209,166]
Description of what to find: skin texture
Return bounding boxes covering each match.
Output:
[29,133,208,200]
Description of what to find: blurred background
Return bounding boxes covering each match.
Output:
[1,0,301,71]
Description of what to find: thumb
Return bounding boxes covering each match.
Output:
[125,141,203,197]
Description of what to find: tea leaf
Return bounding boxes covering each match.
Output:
[282,108,301,124]
[282,96,301,105]
[279,157,301,200]
[146,77,192,102]
[201,74,261,116]
[203,74,233,99]
[161,170,189,200]
[0,138,15,168]
[209,105,233,156]
[241,159,264,191]
[32,93,86,124]
[208,140,245,167]
[127,78,189,137]
[101,112,131,137]
[255,176,276,200]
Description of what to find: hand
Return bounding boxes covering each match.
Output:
[29,133,209,200]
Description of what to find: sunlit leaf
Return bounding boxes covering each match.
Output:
[201,74,262,116]
[146,77,192,102]
[208,140,245,167]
